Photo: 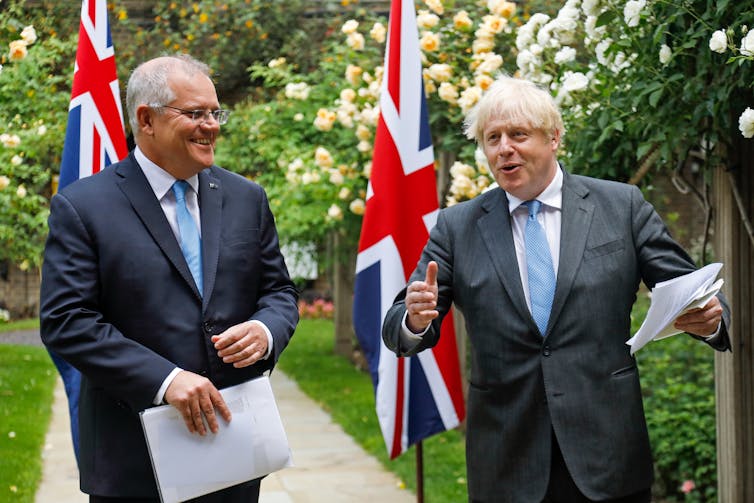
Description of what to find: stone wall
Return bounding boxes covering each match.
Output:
[0,263,40,319]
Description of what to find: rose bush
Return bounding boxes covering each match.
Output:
[0,8,76,268]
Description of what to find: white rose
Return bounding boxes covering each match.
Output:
[20,25,37,44]
[327,204,343,221]
[709,30,727,53]
[659,44,672,65]
[341,20,359,35]
[623,0,645,28]
[554,46,577,65]
[738,107,754,138]
[582,0,601,17]
[370,23,386,43]
[561,71,589,92]
[740,30,754,56]
[329,170,344,185]
[349,198,366,216]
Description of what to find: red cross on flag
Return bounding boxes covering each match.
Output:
[59,0,128,189]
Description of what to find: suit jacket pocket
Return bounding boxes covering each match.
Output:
[611,364,637,378]
[584,238,624,260]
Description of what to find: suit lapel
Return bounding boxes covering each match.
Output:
[198,169,222,310]
[115,156,202,300]
[549,172,594,332]
[477,190,532,324]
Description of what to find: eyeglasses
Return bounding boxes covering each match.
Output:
[156,105,230,125]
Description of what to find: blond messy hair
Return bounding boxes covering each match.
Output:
[463,75,565,144]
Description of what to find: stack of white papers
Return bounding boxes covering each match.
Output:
[140,376,292,503]
[626,263,724,355]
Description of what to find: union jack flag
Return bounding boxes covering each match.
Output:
[52,0,127,461]
[59,0,128,189]
[353,0,465,459]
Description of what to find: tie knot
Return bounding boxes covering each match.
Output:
[172,180,190,202]
[524,200,542,218]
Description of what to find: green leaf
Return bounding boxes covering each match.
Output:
[595,10,617,28]
[649,88,664,108]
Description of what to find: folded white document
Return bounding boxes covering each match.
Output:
[626,263,724,355]
[140,375,292,503]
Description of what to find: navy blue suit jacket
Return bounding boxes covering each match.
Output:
[40,152,299,497]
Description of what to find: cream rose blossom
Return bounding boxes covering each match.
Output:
[709,30,727,53]
[738,107,754,138]
[740,30,754,57]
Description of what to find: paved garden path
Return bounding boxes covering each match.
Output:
[2,331,416,502]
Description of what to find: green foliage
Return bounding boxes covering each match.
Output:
[114,0,322,101]
[0,345,56,503]
[0,8,76,268]
[278,318,467,501]
[633,292,718,502]
[515,0,754,184]
[217,0,524,259]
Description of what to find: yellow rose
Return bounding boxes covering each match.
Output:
[9,40,28,62]
[420,32,440,52]
[453,11,473,30]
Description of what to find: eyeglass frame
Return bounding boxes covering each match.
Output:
[152,104,230,125]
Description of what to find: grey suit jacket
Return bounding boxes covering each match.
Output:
[383,170,730,502]
[40,153,299,498]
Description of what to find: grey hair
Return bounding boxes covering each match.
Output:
[125,53,212,135]
[463,75,565,144]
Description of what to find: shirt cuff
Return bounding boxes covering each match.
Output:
[250,320,274,360]
[153,367,183,405]
[400,311,429,351]
[701,321,722,341]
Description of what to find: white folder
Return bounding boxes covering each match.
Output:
[140,375,292,502]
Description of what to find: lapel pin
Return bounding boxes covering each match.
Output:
[209,182,218,189]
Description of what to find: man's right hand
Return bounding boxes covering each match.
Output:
[405,261,440,333]
[164,370,232,436]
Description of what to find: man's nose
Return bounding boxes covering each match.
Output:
[495,135,514,154]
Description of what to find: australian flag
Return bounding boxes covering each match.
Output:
[353,0,465,459]
[51,0,128,461]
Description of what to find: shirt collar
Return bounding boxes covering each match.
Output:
[506,165,563,215]
[134,146,199,200]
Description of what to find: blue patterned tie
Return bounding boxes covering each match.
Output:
[524,200,555,335]
[172,180,203,296]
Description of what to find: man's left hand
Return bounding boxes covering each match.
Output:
[674,296,723,337]
[211,321,268,368]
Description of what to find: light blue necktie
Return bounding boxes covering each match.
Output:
[172,180,203,296]
[524,200,555,336]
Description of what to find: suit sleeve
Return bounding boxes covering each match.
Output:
[630,185,731,352]
[40,193,178,411]
[383,209,455,356]
[246,188,299,365]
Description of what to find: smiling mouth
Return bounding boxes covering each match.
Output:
[192,138,212,146]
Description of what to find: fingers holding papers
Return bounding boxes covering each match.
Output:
[165,370,232,435]
[674,296,723,337]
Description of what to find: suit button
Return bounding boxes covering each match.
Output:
[542,345,551,357]
[204,321,214,333]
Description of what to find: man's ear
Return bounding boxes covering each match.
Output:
[551,128,561,151]
[136,105,155,136]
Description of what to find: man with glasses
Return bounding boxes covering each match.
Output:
[40,54,299,502]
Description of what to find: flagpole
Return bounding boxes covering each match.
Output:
[416,440,424,503]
